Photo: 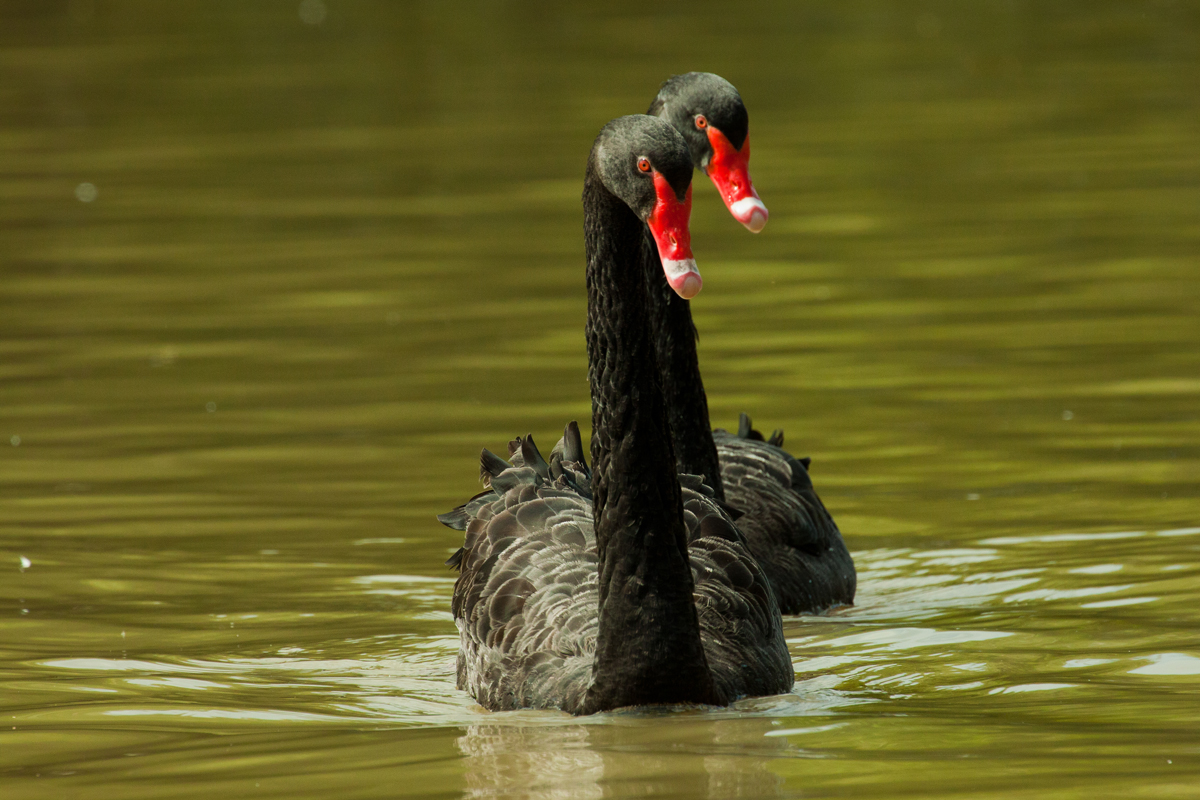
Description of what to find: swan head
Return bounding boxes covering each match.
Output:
[649,72,769,233]
[592,115,702,299]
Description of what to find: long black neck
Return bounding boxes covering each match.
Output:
[580,161,717,713]
[640,230,725,500]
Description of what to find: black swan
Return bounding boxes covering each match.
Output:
[642,73,857,614]
[438,115,792,714]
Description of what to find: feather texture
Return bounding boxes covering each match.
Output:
[712,415,856,613]
[442,432,792,713]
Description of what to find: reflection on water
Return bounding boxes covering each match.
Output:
[3,1,1200,798]
[458,717,800,799]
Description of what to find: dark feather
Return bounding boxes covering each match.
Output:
[490,465,538,494]
[736,412,766,441]
[713,428,856,614]
[444,427,792,713]
[437,506,470,531]
[521,434,552,481]
[480,448,511,485]
[562,421,589,474]
[714,498,744,521]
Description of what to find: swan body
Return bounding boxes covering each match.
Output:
[713,416,856,612]
[440,115,792,714]
[644,73,857,613]
[442,430,791,712]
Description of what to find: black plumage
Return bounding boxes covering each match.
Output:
[446,438,790,712]
[644,73,857,614]
[439,116,792,714]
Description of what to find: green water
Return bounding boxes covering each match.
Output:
[3,2,1199,797]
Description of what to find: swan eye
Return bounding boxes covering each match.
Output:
[695,115,708,129]
[637,157,651,173]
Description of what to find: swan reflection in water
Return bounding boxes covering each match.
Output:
[457,713,799,799]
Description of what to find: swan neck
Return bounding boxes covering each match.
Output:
[640,230,724,500]
[580,163,717,712]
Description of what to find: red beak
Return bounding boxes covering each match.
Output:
[704,127,768,233]
[647,172,701,299]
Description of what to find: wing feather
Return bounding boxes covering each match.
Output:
[439,423,793,713]
[713,423,856,614]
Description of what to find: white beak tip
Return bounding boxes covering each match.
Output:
[663,258,702,299]
[731,197,769,233]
